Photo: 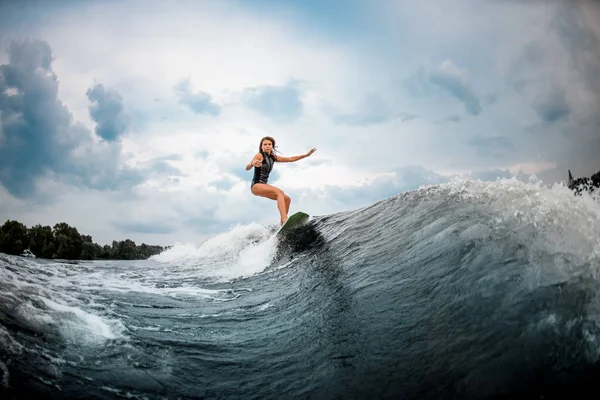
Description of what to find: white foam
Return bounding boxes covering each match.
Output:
[226,235,279,279]
[0,360,8,388]
[67,272,227,298]
[420,177,600,260]
[0,324,24,357]
[39,297,125,342]
[150,222,279,280]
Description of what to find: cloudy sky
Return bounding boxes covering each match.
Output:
[1,0,599,246]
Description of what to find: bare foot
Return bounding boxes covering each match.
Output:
[280,217,288,226]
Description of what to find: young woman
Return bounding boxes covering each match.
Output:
[246,136,316,225]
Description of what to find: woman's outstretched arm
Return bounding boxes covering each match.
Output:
[276,148,316,163]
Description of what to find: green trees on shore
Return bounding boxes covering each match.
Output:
[0,220,167,260]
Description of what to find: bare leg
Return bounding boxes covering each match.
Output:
[284,194,291,215]
[252,183,290,225]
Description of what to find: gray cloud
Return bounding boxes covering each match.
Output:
[509,45,572,125]
[404,61,482,116]
[330,94,409,126]
[183,216,230,235]
[211,175,239,191]
[0,39,145,199]
[242,79,304,122]
[195,149,209,159]
[551,1,600,178]
[444,115,461,123]
[403,66,427,96]
[532,87,570,123]
[0,39,84,198]
[148,154,183,162]
[136,155,185,177]
[86,83,130,141]
[468,168,513,182]
[65,139,145,192]
[468,136,515,159]
[111,220,177,235]
[320,165,448,208]
[148,162,183,177]
[174,79,221,116]
[333,111,390,126]
[485,93,497,105]
[510,2,600,181]
[400,113,419,123]
[226,169,247,185]
[428,60,482,116]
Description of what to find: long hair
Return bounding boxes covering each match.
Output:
[258,136,279,160]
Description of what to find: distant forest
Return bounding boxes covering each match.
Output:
[0,220,168,260]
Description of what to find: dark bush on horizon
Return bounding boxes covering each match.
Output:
[0,220,168,260]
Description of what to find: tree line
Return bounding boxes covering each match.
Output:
[0,220,168,260]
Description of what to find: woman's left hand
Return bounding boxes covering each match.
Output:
[307,147,317,156]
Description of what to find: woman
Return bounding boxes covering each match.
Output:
[246,136,316,225]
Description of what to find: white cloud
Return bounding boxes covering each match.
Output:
[44,1,356,104]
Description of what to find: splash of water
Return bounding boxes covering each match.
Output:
[151,222,279,280]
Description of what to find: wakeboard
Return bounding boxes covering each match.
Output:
[277,211,310,235]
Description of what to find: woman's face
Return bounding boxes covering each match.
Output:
[261,139,273,153]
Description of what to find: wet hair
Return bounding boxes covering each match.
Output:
[258,136,279,160]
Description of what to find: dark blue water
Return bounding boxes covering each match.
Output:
[1,179,600,399]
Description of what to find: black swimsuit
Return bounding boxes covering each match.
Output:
[251,151,276,189]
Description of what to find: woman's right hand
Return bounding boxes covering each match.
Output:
[252,160,262,167]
